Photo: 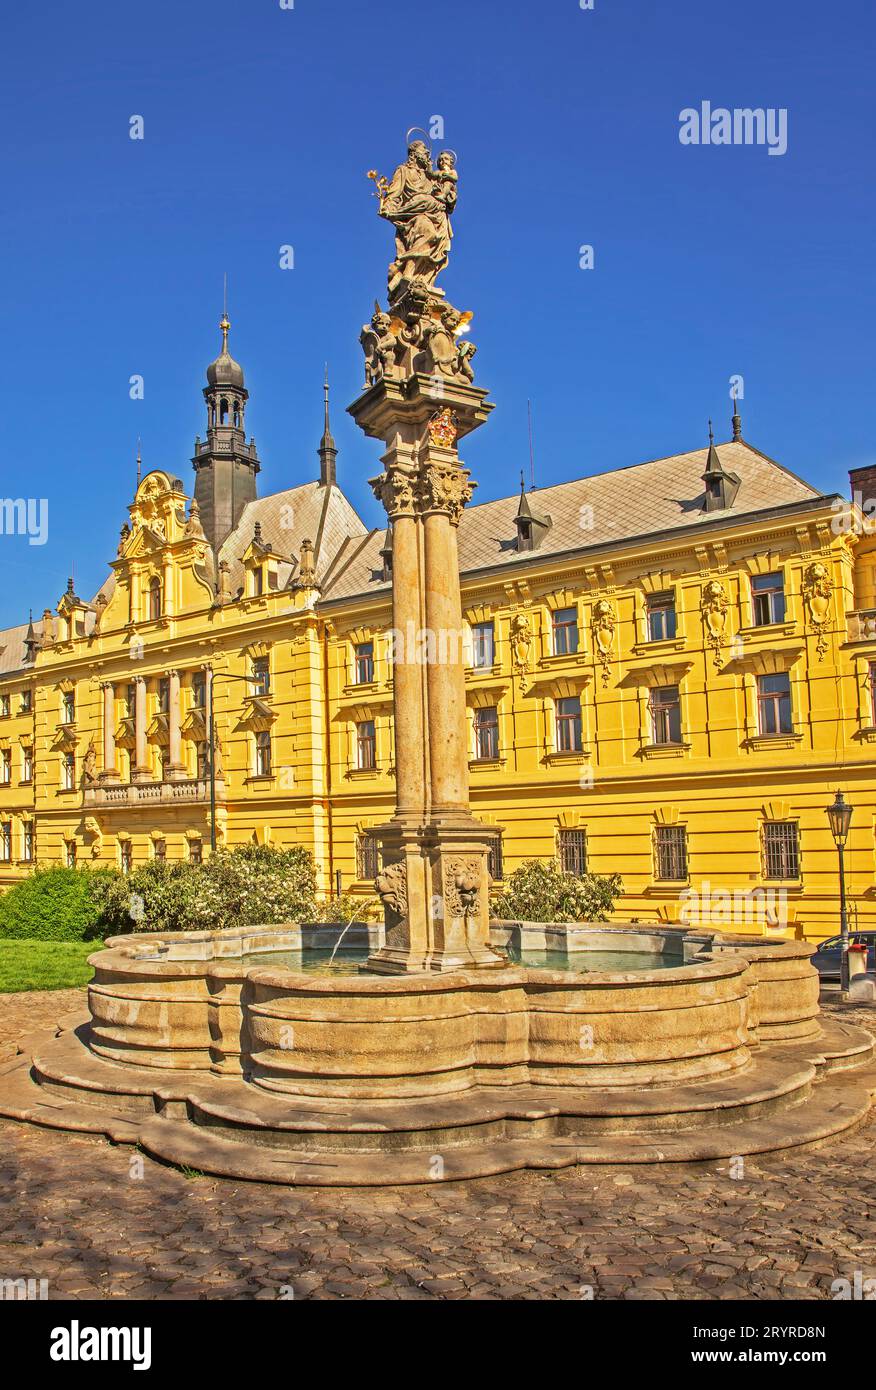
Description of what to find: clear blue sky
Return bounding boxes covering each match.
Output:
[1,0,873,628]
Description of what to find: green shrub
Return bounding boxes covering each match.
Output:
[495,859,623,924]
[89,860,201,936]
[0,867,119,941]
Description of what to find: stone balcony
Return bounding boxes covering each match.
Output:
[83,778,220,808]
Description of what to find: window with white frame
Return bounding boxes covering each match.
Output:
[61,752,75,790]
[251,658,270,697]
[0,823,10,862]
[0,749,10,785]
[552,607,579,656]
[757,674,793,735]
[61,690,75,724]
[354,642,374,685]
[356,720,376,771]
[21,822,34,863]
[646,593,677,642]
[555,696,582,752]
[649,686,682,744]
[254,730,272,776]
[751,572,786,626]
[21,746,32,783]
[470,622,495,669]
[473,706,499,760]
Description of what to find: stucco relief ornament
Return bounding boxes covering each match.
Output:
[427,407,458,448]
[444,858,482,919]
[510,611,533,689]
[803,561,832,661]
[701,579,729,667]
[591,599,615,686]
[375,862,408,918]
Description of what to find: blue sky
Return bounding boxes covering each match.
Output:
[1,0,873,628]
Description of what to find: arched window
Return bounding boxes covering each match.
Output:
[210,404,217,427]
[148,577,162,621]
[233,401,241,428]
[220,397,229,425]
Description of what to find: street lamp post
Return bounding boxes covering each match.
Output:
[205,666,255,854]
[826,790,854,999]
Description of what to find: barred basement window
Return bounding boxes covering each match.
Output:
[763,821,800,880]
[655,825,688,881]
[558,829,587,877]
[487,835,504,881]
[357,833,379,881]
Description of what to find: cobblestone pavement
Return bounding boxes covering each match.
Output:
[0,990,874,1300]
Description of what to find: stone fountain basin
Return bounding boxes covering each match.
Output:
[86,924,821,1100]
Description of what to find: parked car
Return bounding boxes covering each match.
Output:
[810,932,876,981]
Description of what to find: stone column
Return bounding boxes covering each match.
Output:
[166,669,183,779]
[421,462,471,814]
[100,683,117,781]
[131,676,149,781]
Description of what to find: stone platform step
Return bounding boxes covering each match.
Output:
[0,1018,872,1184]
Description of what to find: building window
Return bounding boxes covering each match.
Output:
[19,690,31,714]
[552,607,579,656]
[357,832,379,881]
[0,750,10,785]
[153,838,166,862]
[471,622,495,669]
[486,834,504,882]
[354,642,375,685]
[558,829,587,877]
[192,672,206,709]
[650,686,682,744]
[763,821,800,880]
[148,578,162,621]
[61,690,75,724]
[646,594,677,642]
[555,696,582,752]
[66,840,77,869]
[474,706,499,760]
[21,823,34,863]
[757,673,793,736]
[251,658,270,697]
[189,838,203,865]
[62,752,76,790]
[158,678,170,713]
[196,741,210,780]
[0,823,10,862]
[655,825,687,881]
[120,840,132,874]
[356,720,376,771]
[21,747,32,784]
[752,572,786,626]
[251,566,264,596]
[125,683,136,718]
[0,694,9,718]
[254,730,272,777]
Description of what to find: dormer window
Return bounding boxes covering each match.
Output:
[148,578,162,621]
[517,519,532,551]
[251,566,264,596]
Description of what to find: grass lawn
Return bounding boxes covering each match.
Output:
[0,939,103,993]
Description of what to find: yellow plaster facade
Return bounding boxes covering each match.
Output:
[2,335,875,944]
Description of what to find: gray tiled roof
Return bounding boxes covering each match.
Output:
[318,441,826,604]
[218,481,367,596]
[0,623,34,676]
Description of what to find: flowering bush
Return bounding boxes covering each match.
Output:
[90,844,318,934]
[495,859,622,924]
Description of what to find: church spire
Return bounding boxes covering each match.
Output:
[193,307,260,553]
[318,365,338,487]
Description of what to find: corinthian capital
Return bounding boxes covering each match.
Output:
[417,462,474,524]
[370,466,416,519]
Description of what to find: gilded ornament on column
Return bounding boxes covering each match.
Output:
[701,579,729,667]
[803,561,832,661]
[591,599,615,686]
[427,407,459,448]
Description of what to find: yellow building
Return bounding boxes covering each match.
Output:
[1,319,874,941]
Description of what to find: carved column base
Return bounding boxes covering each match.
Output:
[368,816,505,975]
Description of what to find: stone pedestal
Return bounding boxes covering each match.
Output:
[349,373,504,974]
